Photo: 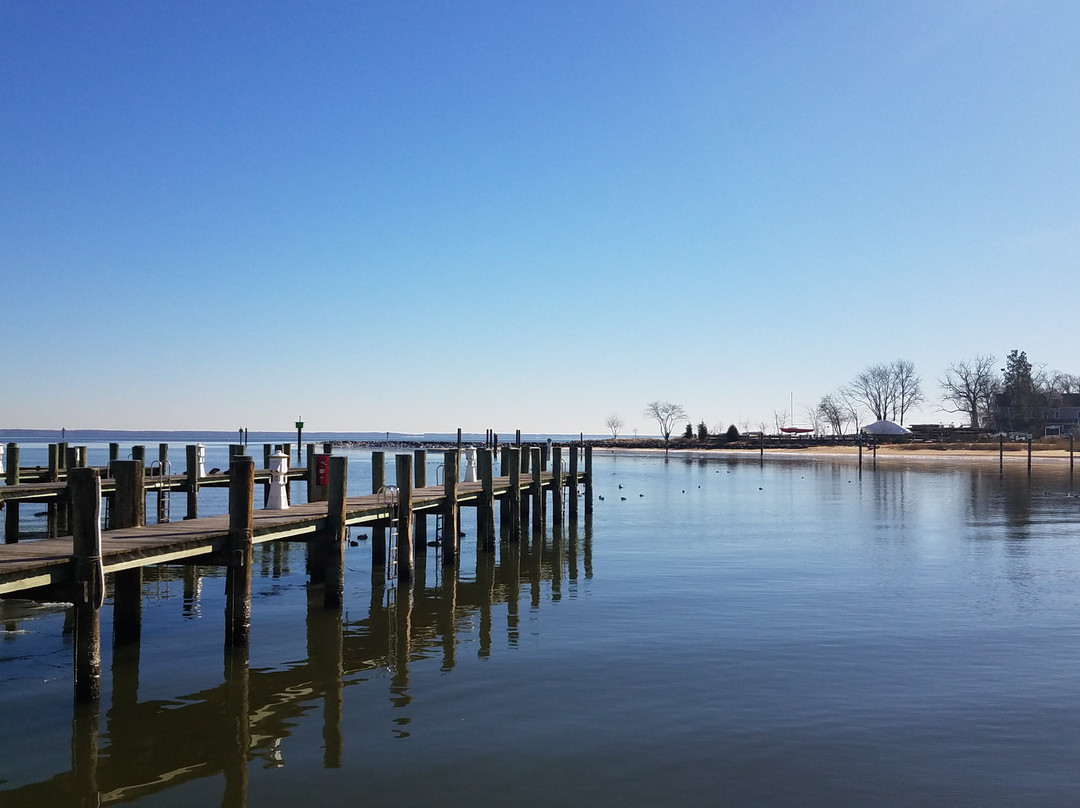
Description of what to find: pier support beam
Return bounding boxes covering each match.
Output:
[371,451,386,568]
[185,444,200,519]
[48,444,61,537]
[531,447,543,533]
[477,448,495,552]
[4,443,18,543]
[442,450,460,566]
[520,447,530,528]
[507,446,521,542]
[225,456,254,648]
[112,460,145,646]
[413,449,427,567]
[499,446,512,537]
[569,445,579,519]
[70,467,103,703]
[552,446,563,525]
[396,454,415,583]
[323,456,348,609]
[584,445,593,513]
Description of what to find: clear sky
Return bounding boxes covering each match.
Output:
[3,1,1078,436]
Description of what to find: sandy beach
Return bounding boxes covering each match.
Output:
[595,442,1077,466]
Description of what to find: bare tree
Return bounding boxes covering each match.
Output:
[939,355,999,429]
[1042,371,1080,397]
[772,409,790,434]
[838,387,864,433]
[817,394,847,436]
[644,401,687,447]
[604,414,624,440]
[891,359,923,425]
[804,404,824,435]
[850,364,895,421]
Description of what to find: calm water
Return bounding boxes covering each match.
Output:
[2,448,1080,806]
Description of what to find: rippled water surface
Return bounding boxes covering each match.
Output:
[3,448,1080,807]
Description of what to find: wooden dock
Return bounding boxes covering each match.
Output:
[0,442,593,703]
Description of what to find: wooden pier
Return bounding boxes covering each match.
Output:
[0,442,592,703]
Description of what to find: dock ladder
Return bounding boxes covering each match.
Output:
[378,485,399,581]
[150,459,172,523]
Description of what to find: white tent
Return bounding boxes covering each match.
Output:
[860,419,912,435]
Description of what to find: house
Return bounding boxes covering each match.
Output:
[994,391,1080,436]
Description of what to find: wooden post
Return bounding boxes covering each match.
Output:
[48,443,61,537]
[584,445,593,514]
[371,451,386,567]
[999,435,1004,470]
[324,456,348,608]
[225,456,254,648]
[413,449,427,565]
[507,446,521,542]
[552,446,563,525]
[520,446,530,527]
[262,443,272,507]
[499,445,512,537]
[58,441,68,470]
[185,444,200,519]
[396,454,415,583]
[478,448,495,552]
[1070,433,1074,476]
[131,445,145,465]
[1027,437,1032,474]
[531,447,543,533]
[111,460,145,646]
[112,460,145,530]
[4,443,18,543]
[70,467,103,703]
[568,445,579,519]
[443,450,459,566]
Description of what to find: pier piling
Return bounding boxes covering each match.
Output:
[112,460,145,646]
[478,449,495,552]
[569,445,579,519]
[371,451,386,567]
[4,443,19,543]
[323,456,348,608]
[442,450,460,566]
[531,447,543,533]
[395,454,414,582]
[413,449,427,566]
[70,467,103,703]
[224,456,254,648]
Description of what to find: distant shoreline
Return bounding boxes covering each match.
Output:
[594,442,1077,466]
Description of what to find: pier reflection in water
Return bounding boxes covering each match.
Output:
[0,514,592,808]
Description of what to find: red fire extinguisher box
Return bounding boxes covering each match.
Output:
[315,454,330,487]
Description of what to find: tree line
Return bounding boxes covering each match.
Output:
[604,350,1079,441]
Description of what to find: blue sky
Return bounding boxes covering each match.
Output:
[3,1,1078,436]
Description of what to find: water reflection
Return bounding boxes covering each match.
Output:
[0,522,590,808]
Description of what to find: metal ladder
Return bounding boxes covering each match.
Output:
[433,463,445,562]
[378,485,399,581]
[150,459,172,523]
